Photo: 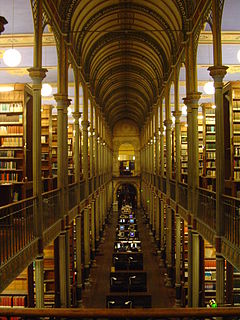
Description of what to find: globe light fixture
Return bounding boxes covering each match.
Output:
[212,105,216,109]
[182,104,187,116]
[204,81,215,95]
[3,48,21,67]
[41,83,52,97]
[237,49,240,63]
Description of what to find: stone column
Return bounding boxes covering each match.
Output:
[155,195,160,248]
[75,211,82,305]
[192,230,200,307]
[95,194,100,246]
[28,67,47,308]
[175,212,181,306]
[159,196,165,267]
[73,67,80,196]
[95,109,99,188]
[89,98,94,186]
[82,84,89,198]
[84,206,90,283]
[155,104,159,175]
[159,99,164,188]
[91,200,96,258]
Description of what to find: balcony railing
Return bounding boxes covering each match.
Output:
[42,188,61,230]
[197,187,216,231]
[162,176,166,194]
[170,179,176,201]
[222,194,240,246]
[68,183,78,211]
[0,197,36,266]
[178,182,188,210]
[80,180,85,201]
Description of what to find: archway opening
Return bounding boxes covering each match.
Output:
[116,183,137,209]
[118,143,135,176]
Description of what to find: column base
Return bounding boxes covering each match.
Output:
[175,283,182,307]
[84,266,90,285]
[76,285,82,306]
[165,265,173,287]
[159,248,166,267]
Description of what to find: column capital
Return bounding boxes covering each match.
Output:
[28,67,48,84]
[208,65,228,82]
[54,94,71,107]
[183,92,201,109]
[72,111,82,121]
[164,119,172,128]
[81,120,90,130]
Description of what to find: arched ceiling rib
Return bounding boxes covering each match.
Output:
[55,0,184,129]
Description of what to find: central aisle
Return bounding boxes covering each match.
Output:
[81,208,175,308]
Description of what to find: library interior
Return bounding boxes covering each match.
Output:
[0,0,240,319]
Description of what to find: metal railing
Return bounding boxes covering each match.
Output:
[68,183,78,211]
[170,179,176,201]
[222,194,240,247]
[89,177,93,195]
[162,176,166,194]
[178,182,188,210]
[0,307,240,319]
[197,187,216,231]
[80,180,85,201]
[42,188,61,230]
[0,197,36,266]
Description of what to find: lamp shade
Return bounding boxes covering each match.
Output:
[204,81,215,95]
[41,83,52,97]
[3,48,21,67]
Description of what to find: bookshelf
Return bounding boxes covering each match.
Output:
[180,219,188,306]
[43,243,55,308]
[223,81,240,196]
[200,103,216,191]
[180,125,188,183]
[41,105,53,191]
[51,114,57,180]
[204,240,217,305]
[68,123,74,183]
[0,84,33,203]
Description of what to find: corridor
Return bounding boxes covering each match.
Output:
[81,208,175,308]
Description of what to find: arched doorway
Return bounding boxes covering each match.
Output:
[116,184,137,209]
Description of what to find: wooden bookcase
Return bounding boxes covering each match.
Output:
[51,113,58,179]
[204,240,217,305]
[200,103,216,191]
[0,84,33,204]
[68,123,74,183]
[180,125,188,183]
[223,81,240,196]
[41,105,53,191]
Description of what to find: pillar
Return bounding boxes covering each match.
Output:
[91,200,96,258]
[82,83,89,198]
[192,230,200,307]
[75,211,82,305]
[84,206,90,282]
[175,212,181,306]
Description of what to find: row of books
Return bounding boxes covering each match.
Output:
[234,171,240,180]
[0,161,17,169]
[0,126,23,135]
[0,103,23,113]
[0,137,23,147]
[0,172,20,182]
[0,150,15,157]
[0,114,22,123]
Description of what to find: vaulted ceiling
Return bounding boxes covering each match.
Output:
[45,0,194,128]
[0,0,240,129]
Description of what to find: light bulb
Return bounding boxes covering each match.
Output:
[204,82,215,95]
[212,105,216,109]
[3,48,21,67]
[41,83,52,97]
[237,49,240,63]
[182,104,187,115]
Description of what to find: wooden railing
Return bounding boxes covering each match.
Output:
[0,307,240,319]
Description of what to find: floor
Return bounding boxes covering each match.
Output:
[81,209,175,308]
